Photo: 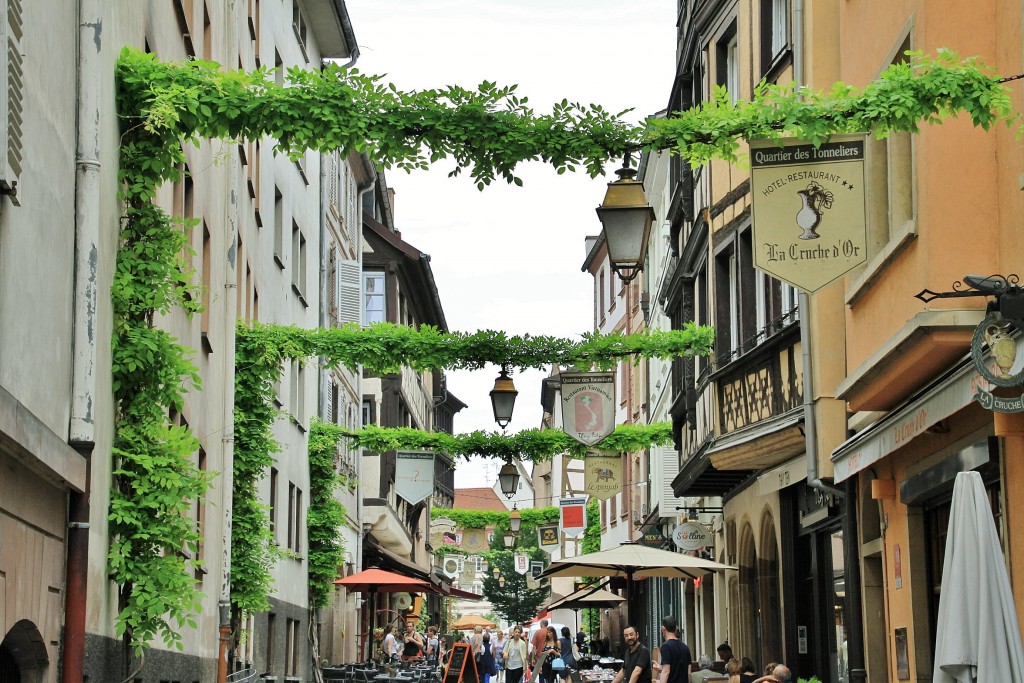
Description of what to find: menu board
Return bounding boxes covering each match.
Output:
[443,642,479,683]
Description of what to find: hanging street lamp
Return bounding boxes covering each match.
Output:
[595,153,656,283]
[498,460,520,500]
[509,506,522,533]
[490,365,519,429]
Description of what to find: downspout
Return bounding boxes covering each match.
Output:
[65,1,101,680]
[331,0,360,69]
[794,6,864,683]
[794,0,843,502]
[354,153,375,662]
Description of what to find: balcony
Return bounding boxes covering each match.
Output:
[672,321,803,498]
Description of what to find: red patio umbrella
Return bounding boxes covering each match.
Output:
[333,567,434,592]
[334,568,434,660]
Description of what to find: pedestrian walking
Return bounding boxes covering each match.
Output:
[653,616,691,683]
[504,626,529,683]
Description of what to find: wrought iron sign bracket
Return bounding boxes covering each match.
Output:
[915,274,1024,322]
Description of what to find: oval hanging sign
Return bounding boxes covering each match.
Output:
[673,522,711,551]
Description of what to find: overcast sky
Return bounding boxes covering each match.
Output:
[345,1,677,487]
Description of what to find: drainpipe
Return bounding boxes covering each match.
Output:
[331,0,360,69]
[354,154,375,662]
[71,0,100,446]
[793,0,843,502]
[799,292,844,500]
[64,2,102,681]
[793,8,864,683]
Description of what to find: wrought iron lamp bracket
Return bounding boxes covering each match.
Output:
[915,274,1024,322]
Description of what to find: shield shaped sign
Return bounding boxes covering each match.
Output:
[584,455,622,501]
[515,553,530,575]
[395,451,434,504]
[560,372,615,446]
[560,497,587,538]
[750,135,867,292]
[537,524,560,554]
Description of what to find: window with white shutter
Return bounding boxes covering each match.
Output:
[0,0,23,204]
[338,259,361,326]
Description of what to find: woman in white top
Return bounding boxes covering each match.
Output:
[382,625,400,663]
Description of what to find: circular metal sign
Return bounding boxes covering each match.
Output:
[673,522,711,551]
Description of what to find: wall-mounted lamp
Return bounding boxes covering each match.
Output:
[595,153,655,283]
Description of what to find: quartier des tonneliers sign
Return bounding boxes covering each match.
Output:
[749,135,867,292]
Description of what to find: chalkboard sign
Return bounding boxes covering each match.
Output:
[443,642,479,683]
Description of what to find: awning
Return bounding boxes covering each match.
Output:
[672,447,756,498]
[706,410,804,471]
[365,537,433,583]
[446,586,484,601]
[831,357,977,483]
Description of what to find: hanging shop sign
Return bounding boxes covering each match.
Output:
[442,555,463,579]
[395,451,435,504]
[560,497,588,538]
[672,522,712,552]
[583,455,622,501]
[430,517,458,549]
[531,561,545,581]
[749,135,867,292]
[537,524,560,553]
[560,372,616,446]
[460,528,488,553]
[515,553,530,575]
[971,313,1024,412]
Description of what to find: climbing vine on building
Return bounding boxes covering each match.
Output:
[307,421,350,610]
[111,44,1018,653]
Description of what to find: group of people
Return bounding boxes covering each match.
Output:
[601,619,793,683]
[381,622,441,665]
[528,620,583,683]
[388,616,792,683]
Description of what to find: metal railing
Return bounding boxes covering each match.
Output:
[227,668,261,683]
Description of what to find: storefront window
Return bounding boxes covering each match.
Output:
[831,530,847,683]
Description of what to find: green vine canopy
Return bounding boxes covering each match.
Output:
[111,44,1020,653]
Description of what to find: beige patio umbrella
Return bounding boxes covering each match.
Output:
[539,542,734,626]
[451,613,497,630]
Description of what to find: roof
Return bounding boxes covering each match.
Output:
[453,487,507,512]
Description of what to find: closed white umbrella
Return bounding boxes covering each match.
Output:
[933,471,1024,682]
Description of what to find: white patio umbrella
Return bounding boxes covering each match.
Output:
[933,471,1024,682]
[539,542,734,626]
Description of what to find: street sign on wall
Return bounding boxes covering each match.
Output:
[750,135,867,292]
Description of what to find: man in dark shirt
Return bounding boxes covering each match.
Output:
[611,626,651,683]
[653,617,692,683]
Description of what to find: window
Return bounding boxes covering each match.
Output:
[848,36,916,303]
[266,612,277,671]
[292,0,308,59]
[200,223,212,352]
[172,0,197,57]
[285,618,301,676]
[291,220,307,304]
[287,482,302,553]
[269,467,279,538]
[598,269,606,324]
[274,186,284,268]
[866,38,915,256]
[194,448,207,581]
[761,0,789,73]
[0,0,23,201]
[202,2,212,61]
[364,271,386,325]
[716,23,740,103]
